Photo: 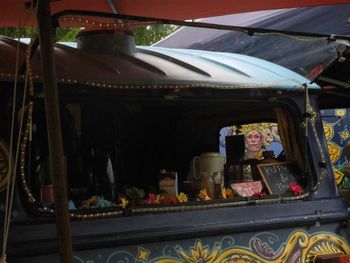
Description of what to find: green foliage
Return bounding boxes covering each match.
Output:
[56,28,81,41]
[125,187,145,199]
[133,24,179,46]
[0,24,178,45]
[0,27,37,38]
[0,27,80,42]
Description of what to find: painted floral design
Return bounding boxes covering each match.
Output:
[177,240,220,263]
[335,109,346,118]
[322,122,333,141]
[151,230,350,263]
[327,141,342,164]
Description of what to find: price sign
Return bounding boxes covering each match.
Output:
[257,162,300,194]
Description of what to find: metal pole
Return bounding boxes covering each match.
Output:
[36,1,73,262]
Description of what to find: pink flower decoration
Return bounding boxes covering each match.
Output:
[252,191,267,198]
[160,197,177,204]
[144,193,160,204]
[289,181,304,196]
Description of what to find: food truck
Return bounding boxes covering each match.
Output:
[1,11,350,263]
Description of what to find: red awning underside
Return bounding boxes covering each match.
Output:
[2,0,350,27]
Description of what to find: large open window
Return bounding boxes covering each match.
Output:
[19,93,309,218]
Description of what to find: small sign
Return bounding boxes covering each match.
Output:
[257,162,300,195]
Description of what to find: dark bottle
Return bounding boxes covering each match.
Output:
[86,147,97,195]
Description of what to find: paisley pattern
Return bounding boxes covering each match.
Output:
[333,167,344,185]
[321,108,350,186]
[336,109,347,118]
[339,129,350,142]
[150,231,350,263]
[322,122,333,141]
[327,141,342,164]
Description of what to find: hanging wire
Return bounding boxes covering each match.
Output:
[1,41,31,263]
[0,2,38,262]
[304,83,310,179]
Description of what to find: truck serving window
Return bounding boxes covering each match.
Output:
[20,98,309,218]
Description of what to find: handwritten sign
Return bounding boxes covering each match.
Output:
[257,162,300,195]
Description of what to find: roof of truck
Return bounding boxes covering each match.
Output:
[0,36,319,91]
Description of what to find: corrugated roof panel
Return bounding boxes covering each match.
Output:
[0,37,319,90]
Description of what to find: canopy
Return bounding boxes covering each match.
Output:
[2,0,350,27]
[155,4,350,79]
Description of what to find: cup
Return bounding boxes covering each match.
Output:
[40,184,54,206]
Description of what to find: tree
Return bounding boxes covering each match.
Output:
[0,24,178,45]
[133,24,179,45]
[0,27,36,38]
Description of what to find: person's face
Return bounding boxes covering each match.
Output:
[245,130,262,152]
[261,128,273,146]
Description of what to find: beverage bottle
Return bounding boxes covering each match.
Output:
[86,147,97,195]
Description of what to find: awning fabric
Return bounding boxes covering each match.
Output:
[2,0,350,27]
[155,4,350,80]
